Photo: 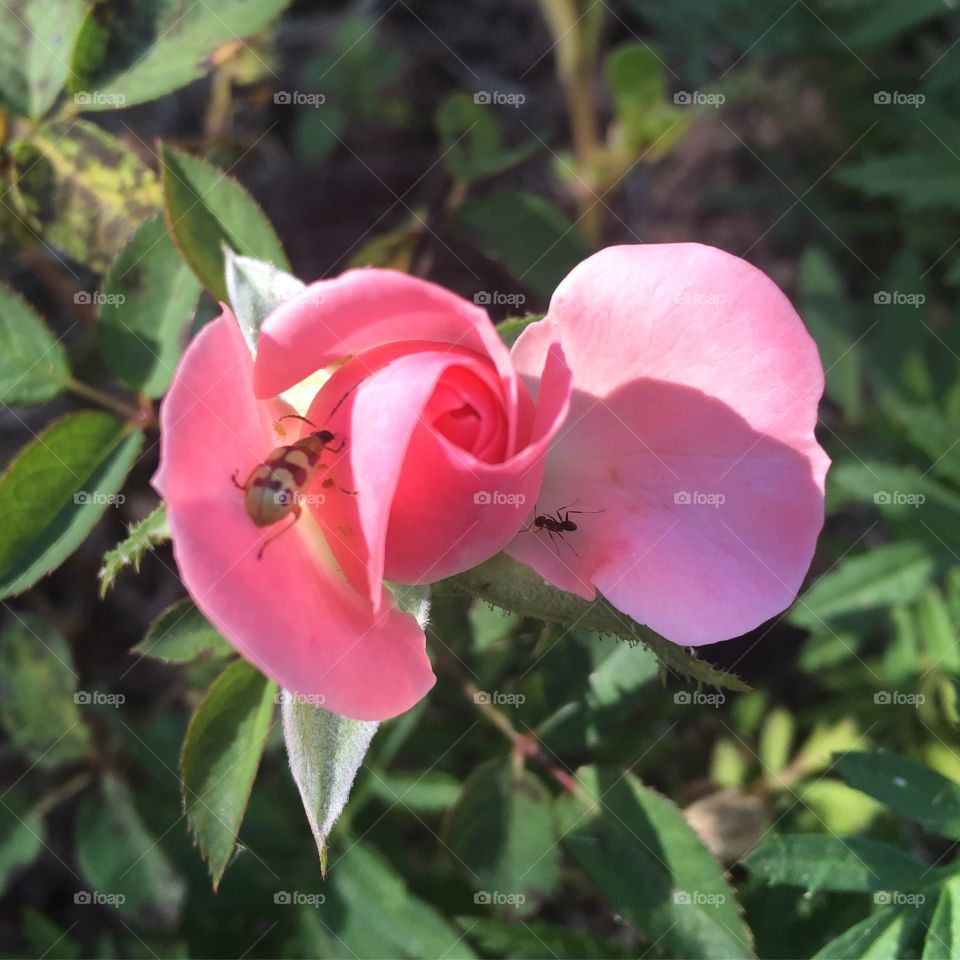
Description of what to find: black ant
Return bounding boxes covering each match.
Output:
[525,500,603,556]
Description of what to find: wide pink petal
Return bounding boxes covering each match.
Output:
[508,244,828,645]
[153,310,435,720]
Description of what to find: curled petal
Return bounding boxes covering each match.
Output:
[154,310,435,720]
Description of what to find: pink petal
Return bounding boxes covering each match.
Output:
[507,244,829,645]
[153,310,435,720]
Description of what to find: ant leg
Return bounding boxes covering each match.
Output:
[257,504,302,560]
[546,530,561,556]
[559,534,580,558]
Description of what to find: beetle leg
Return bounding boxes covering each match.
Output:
[320,476,357,496]
[257,503,302,560]
[231,465,259,491]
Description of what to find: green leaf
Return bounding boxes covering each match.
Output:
[0,412,144,598]
[160,144,289,303]
[836,750,960,840]
[461,918,636,959]
[812,905,924,960]
[367,771,461,813]
[98,504,170,597]
[758,708,795,781]
[839,153,960,212]
[604,42,688,156]
[282,699,378,875]
[328,842,477,959]
[76,773,185,930]
[69,0,292,109]
[745,835,935,893]
[435,93,536,183]
[555,767,753,959]
[444,759,560,911]
[0,0,87,116]
[223,250,304,355]
[923,875,960,960]
[98,216,202,396]
[0,791,45,895]
[0,283,70,405]
[451,190,589,300]
[21,908,81,960]
[916,586,960,673]
[9,120,161,271]
[136,598,233,664]
[180,658,276,889]
[0,613,91,769]
[445,553,751,692]
[789,541,938,629]
[895,403,960,490]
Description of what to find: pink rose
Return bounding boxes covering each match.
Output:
[154,269,571,720]
[155,244,828,721]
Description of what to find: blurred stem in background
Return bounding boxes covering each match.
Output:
[537,0,605,246]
